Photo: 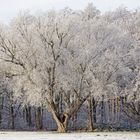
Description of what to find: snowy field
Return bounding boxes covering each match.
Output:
[0,132,140,140]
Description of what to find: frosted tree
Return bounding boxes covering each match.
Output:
[0,10,94,132]
[0,4,139,132]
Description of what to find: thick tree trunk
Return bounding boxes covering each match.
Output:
[48,100,69,132]
[56,95,89,132]
[47,93,90,132]
[53,112,69,132]
[54,115,69,132]
[57,121,67,133]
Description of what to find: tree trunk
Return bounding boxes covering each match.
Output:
[87,97,94,131]
[25,106,32,127]
[57,122,67,133]
[138,102,140,113]
[11,106,15,129]
[92,97,96,123]
[72,113,77,131]
[0,96,3,126]
[0,109,1,126]
[48,101,69,132]
[54,113,69,132]
[101,95,104,124]
[28,106,32,127]
[35,107,43,130]
[114,98,116,122]
[47,93,90,132]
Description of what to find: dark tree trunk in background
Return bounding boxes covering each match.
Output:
[117,97,121,122]
[87,96,94,131]
[28,106,32,127]
[11,106,15,129]
[25,106,32,127]
[0,110,1,126]
[0,97,3,126]
[35,107,43,130]
[138,102,140,113]
[74,113,77,130]
[119,96,123,122]
[101,95,104,124]
[108,99,111,123]
[59,93,63,114]
[113,98,116,122]
[92,97,96,123]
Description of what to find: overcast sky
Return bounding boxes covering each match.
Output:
[0,0,140,23]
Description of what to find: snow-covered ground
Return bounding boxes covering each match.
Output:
[0,132,140,140]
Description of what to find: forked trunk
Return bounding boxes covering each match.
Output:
[56,113,69,132]
[48,101,69,132]
[47,93,90,132]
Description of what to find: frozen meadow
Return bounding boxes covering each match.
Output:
[0,132,140,140]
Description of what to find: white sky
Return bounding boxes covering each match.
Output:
[0,0,140,23]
